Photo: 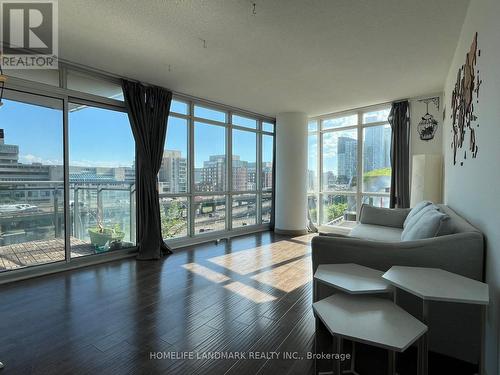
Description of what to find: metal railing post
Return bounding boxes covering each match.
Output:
[54,185,60,237]
[97,185,103,226]
[130,183,136,244]
[73,186,80,238]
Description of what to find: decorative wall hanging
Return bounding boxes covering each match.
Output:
[450,32,482,166]
[417,97,440,141]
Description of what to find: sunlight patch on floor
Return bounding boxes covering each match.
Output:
[224,281,277,303]
[251,256,312,292]
[208,235,313,275]
[182,263,231,283]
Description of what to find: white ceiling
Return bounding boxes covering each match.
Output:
[59,0,469,117]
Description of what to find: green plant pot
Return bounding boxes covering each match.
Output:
[88,228,125,247]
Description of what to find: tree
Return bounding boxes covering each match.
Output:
[326,202,347,222]
[160,201,185,238]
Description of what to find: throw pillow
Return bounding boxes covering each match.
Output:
[401,207,450,241]
[403,200,433,228]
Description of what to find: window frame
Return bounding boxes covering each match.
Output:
[1,62,275,280]
[308,104,391,225]
[161,98,275,241]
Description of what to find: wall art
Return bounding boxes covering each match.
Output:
[417,97,440,141]
[450,32,482,166]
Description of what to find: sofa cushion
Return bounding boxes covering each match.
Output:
[359,204,410,228]
[401,207,450,241]
[403,200,433,228]
[350,223,403,242]
[403,203,437,230]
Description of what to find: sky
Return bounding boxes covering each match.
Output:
[0,98,272,169]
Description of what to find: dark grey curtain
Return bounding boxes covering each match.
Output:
[122,80,172,260]
[388,101,410,208]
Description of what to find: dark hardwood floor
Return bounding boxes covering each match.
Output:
[0,232,477,375]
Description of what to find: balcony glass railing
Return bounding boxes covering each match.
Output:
[0,181,136,272]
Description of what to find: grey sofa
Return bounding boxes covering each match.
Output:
[311,204,484,363]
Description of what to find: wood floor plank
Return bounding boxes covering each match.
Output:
[0,231,477,375]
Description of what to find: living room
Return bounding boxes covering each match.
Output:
[0,0,499,374]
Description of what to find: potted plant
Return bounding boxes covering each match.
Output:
[88,222,125,248]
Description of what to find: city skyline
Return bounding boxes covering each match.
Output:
[3,99,269,170]
[308,123,391,191]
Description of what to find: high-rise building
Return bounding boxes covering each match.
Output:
[232,155,248,191]
[158,150,187,193]
[247,162,257,191]
[261,162,273,190]
[0,129,53,182]
[195,155,258,192]
[196,155,226,192]
[362,125,392,173]
[337,136,357,184]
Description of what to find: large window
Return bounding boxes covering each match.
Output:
[262,134,273,191]
[69,103,136,257]
[0,92,64,272]
[232,129,256,191]
[159,100,275,239]
[1,65,274,276]
[160,116,188,194]
[308,106,392,226]
[194,122,226,192]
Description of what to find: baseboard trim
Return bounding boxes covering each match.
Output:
[274,228,308,236]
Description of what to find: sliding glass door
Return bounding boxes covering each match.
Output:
[0,91,64,272]
[68,102,136,257]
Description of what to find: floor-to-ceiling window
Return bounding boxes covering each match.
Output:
[69,102,136,257]
[159,107,189,239]
[0,91,64,272]
[159,101,275,241]
[0,65,274,276]
[308,106,391,227]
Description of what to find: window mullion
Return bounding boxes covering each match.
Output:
[189,101,195,237]
[357,112,363,219]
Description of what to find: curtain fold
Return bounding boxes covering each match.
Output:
[388,100,411,208]
[122,80,172,260]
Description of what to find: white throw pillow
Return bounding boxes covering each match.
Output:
[403,200,433,228]
[401,207,450,241]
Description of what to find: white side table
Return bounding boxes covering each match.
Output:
[314,263,395,374]
[313,294,427,375]
[382,266,489,375]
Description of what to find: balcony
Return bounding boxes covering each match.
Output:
[0,181,136,272]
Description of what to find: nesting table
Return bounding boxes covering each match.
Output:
[382,266,489,375]
[313,263,427,375]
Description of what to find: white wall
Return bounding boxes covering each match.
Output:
[275,112,308,234]
[443,1,500,373]
[409,94,444,203]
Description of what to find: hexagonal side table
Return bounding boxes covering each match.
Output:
[382,266,489,375]
[313,263,395,375]
[313,294,427,375]
[314,263,393,299]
